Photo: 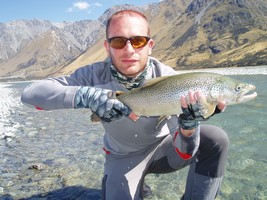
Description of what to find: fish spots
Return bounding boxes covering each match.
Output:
[210,83,222,98]
[117,72,257,118]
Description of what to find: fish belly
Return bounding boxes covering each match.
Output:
[118,88,184,117]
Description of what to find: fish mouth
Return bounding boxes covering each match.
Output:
[236,84,257,103]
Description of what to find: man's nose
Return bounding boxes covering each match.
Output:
[124,40,135,52]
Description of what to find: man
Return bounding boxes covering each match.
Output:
[21,10,229,200]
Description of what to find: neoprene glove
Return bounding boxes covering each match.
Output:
[178,104,204,130]
[74,86,131,122]
[178,104,223,130]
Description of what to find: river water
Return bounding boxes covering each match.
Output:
[0,74,266,200]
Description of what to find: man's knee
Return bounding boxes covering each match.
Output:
[199,125,229,153]
[213,126,229,151]
[196,125,229,177]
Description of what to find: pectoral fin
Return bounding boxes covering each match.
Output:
[196,94,217,118]
[155,115,172,129]
[158,116,167,125]
[199,103,217,118]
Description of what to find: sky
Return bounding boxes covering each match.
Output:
[0,0,162,23]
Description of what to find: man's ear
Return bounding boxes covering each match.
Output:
[148,39,154,55]
[104,40,110,56]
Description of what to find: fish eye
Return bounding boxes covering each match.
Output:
[235,85,242,91]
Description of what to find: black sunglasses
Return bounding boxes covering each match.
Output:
[107,36,150,49]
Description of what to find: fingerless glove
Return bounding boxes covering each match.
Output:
[178,104,204,130]
[74,86,131,122]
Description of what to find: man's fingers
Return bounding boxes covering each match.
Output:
[181,91,207,109]
[180,95,188,108]
[188,91,196,105]
[181,91,200,108]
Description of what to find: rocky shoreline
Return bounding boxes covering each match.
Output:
[0,84,22,141]
[0,65,267,83]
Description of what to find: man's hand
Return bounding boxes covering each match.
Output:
[75,87,131,122]
[179,91,226,137]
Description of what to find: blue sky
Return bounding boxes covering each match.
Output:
[0,0,162,23]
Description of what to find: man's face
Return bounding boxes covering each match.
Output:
[104,16,154,77]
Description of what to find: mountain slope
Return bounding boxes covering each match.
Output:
[58,0,267,76]
[0,19,103,78]
[153,0,267,69]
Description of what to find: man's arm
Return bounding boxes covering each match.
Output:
[179,91,226,137]
[171,91,226,160]
[21,76,131,122]
[21,78,80,110]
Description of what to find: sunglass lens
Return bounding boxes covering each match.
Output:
[110,38,127,49]
[109,36,149,49]
[131,36,148,48]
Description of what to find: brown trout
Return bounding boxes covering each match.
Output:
[116,72,257,120]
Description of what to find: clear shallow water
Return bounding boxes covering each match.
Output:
[0,75,266,199]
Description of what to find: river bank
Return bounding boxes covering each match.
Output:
[0,83,22,141]
[1,65,267,83]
